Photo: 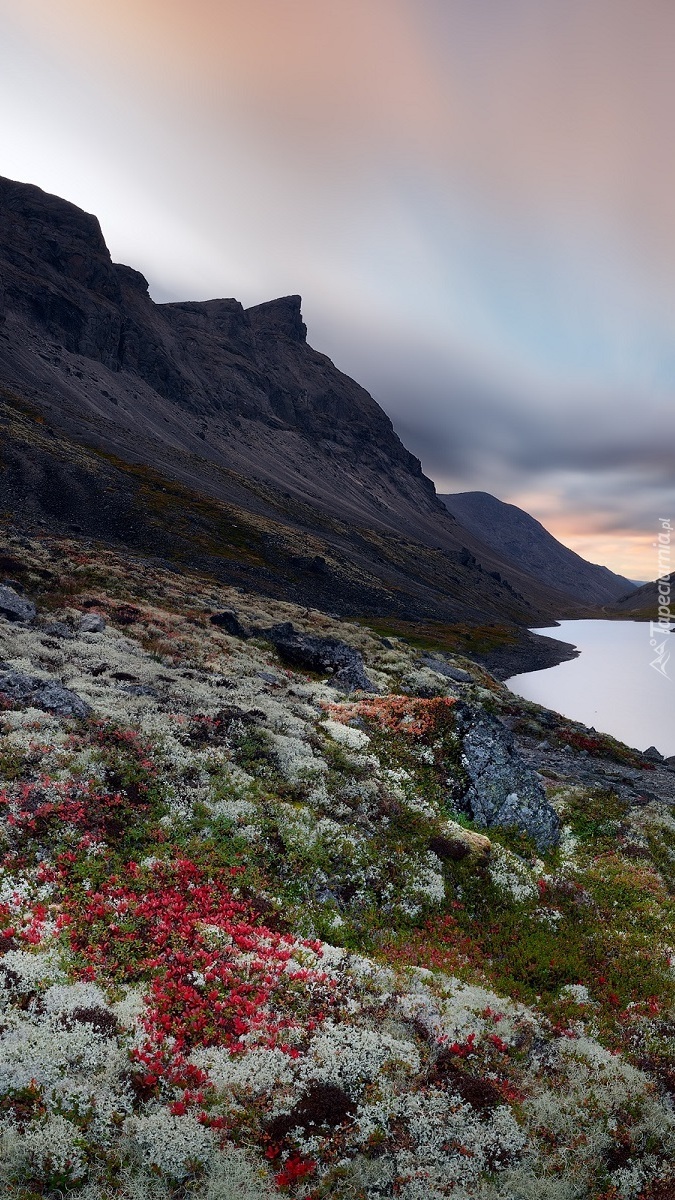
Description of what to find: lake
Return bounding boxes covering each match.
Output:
[506,620,675,757]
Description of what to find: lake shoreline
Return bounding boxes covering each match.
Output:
[470,625,580,680]
[506,618,675,758]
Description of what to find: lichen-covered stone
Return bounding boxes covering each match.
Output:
[453,702,560,849]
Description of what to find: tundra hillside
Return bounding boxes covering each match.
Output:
[1,527,675,1199]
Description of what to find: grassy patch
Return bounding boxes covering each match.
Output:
[353,617,520,657]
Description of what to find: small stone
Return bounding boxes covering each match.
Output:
[432,822,492,861]
[79,613,106,633]
[428,835,469,861]
[0,585,36,624]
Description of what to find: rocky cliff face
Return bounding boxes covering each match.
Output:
[0,175,590,633]
[440,491,634,606]
[0,175,435,526]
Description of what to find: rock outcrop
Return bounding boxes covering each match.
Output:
[453,703,560,849]
[262,623,376,693]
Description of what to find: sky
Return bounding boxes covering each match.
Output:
[1,0,674,579]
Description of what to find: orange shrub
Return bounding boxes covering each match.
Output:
[322,695,456,739]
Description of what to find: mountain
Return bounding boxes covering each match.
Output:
[0,174,593,642]
[610,571,675,618]
[5,183,675,1194]
[439,491,634,606]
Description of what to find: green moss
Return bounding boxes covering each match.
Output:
[0,745,29,783]
[353,617,519,657]
[557,787,629,844]
[644,820,675,893]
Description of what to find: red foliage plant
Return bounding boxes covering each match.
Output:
[60,856,334,1093]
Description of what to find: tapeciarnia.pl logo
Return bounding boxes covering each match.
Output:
[650,517,672,679]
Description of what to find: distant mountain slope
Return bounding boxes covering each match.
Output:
[439,491,634,606]
[0,174,589,630]
[610,572,675,618]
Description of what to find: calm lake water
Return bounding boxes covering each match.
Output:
[506,620,675,757]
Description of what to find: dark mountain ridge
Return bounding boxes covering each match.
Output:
[440,491,633,606]
[0,175,439,537]
[0,175,595,642]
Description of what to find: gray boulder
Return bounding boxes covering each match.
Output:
[79,613,106,633]
[262,623,376,693]
[452,703,560,850]
[0,664,91,718]
[0,585,36,624]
